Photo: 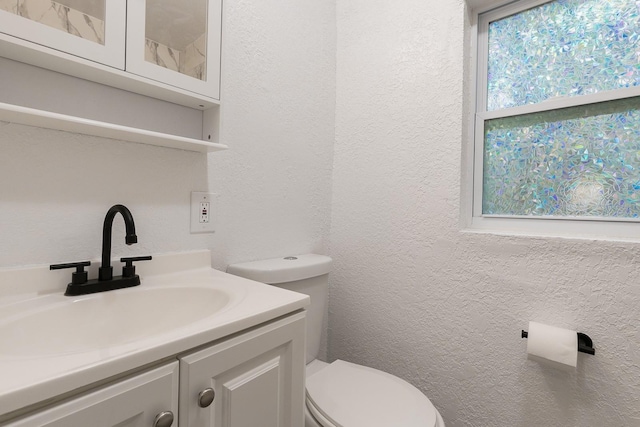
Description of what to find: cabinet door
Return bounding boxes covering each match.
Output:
[0,0,126,68]
[179,312,306,427]
[125,0,222,99]
[6,362,179,427]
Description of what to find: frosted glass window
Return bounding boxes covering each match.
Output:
[475,0,640,226]
[487,0,640,111]
[483,96,640,217]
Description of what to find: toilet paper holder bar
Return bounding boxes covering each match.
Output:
[521,330,595,355]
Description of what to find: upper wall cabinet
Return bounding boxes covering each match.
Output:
[0,0,222,107]
[0,0,126,68]
[126,0,221,100]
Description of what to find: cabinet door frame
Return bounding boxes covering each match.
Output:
[6,362,179,427]
[0,0,126,69]
[125,0,222,99]
[179,312,306,427]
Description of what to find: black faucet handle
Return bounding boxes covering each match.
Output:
[120,256,152,278]
[50,261,91,285]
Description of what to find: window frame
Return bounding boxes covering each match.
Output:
[468,0,640,240]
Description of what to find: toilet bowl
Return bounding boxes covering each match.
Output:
[304,359,445,427]
[227,254,445,427]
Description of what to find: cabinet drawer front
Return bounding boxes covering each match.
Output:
[6,362,179,427]
[180,313,306,427]
[0,0,126,69]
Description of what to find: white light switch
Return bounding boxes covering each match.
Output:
[191,192,217,233]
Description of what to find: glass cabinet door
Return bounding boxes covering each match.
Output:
[0,0,126,68]
[126,0,222,100]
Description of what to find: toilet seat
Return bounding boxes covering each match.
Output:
[306,360,439,427]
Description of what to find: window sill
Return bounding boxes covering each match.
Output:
[464,216,640,243]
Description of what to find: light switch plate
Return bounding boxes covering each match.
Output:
[191,192,218,233]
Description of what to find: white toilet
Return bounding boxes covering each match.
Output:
[227,254,445,427]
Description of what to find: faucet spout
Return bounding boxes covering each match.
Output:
[99,204,137,281]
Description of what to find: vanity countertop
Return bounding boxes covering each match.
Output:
[0,251,309,418]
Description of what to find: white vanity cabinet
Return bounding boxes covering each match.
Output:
[2,313,306,427]
[179,312,306,427]
[0,0,222,102]
[5,362,179,427]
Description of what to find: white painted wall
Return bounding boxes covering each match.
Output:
[0,0,336,277]
[329,1,640,426]
[207,0,336,270]
[0,123,210,266]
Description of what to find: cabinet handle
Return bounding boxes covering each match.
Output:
[153,411,174,427]
[198,388,215,408]
[49,261,91,285]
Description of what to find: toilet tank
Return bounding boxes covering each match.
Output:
[227,254,332,363]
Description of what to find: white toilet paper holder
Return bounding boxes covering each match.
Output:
[521,330,595,355]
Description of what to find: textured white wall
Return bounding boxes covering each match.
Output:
[330,1,640,426]
[0,0,335,278]
[207,0,335,270]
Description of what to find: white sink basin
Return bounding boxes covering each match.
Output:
[0,286,232,357]
[0,251,310,419]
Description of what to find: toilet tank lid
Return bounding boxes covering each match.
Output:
[226,254,332,284]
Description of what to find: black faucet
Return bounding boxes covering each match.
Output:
[50,204,151,296]
[99,204,138,281]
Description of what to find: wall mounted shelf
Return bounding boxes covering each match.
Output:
[0,102,227,153]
